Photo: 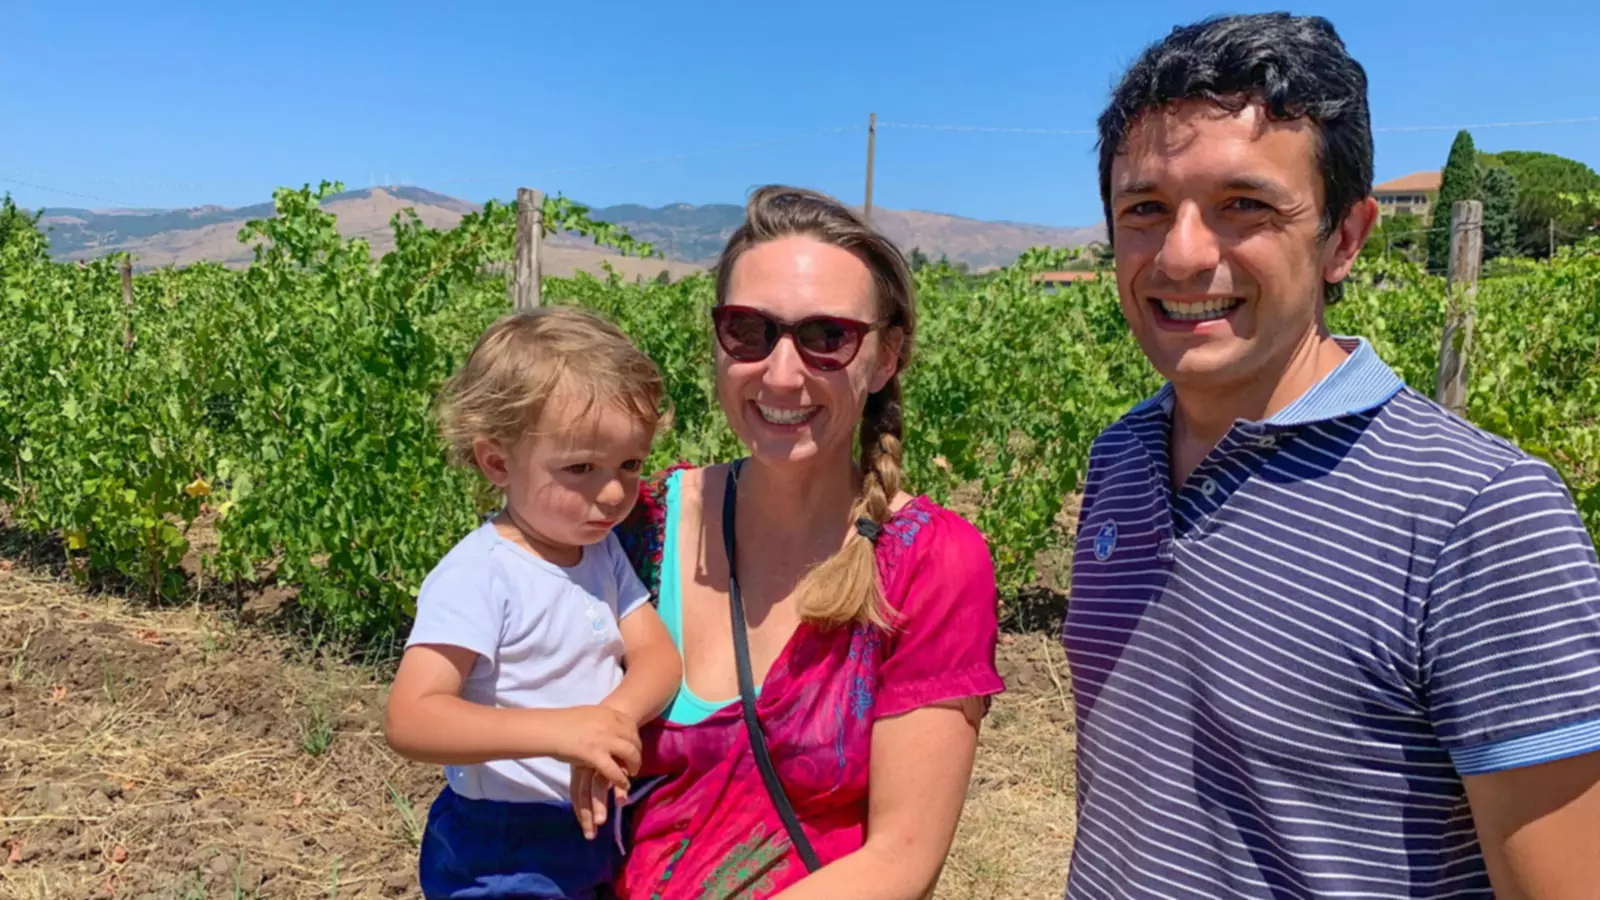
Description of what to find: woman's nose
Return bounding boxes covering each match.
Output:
[761,335,808,390]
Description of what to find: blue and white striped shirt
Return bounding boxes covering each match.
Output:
[1062,337,1600,899]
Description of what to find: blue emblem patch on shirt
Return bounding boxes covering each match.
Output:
[1094,521,1117,561]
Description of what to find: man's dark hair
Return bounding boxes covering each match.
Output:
[1096,13,1373,301]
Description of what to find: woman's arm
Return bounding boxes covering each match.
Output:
[774,509,1003,898]
[772,696,987,900]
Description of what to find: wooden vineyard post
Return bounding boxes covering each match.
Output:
[1435,200,1483,417]
[511,187,544,310]
[120,257,135,350]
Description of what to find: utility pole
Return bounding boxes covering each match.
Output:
[863,112,876,226]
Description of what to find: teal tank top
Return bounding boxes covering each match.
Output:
[658,469,754,725]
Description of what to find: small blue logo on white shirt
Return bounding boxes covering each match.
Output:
[1094,521,1118,561]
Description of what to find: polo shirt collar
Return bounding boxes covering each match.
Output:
[1130,336,1405,429]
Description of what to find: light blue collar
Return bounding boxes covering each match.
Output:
[1131,336,1405,427]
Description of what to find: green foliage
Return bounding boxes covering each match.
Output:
[542,195,660,259]
[2,189,1597,641]
[1482,151,1600,257]
[1480,164,1520,261]
[1429,130,1481,267]
[1362,212,1429,265]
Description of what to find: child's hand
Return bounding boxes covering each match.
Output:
[550,705,641,799]
[570,761,624,840]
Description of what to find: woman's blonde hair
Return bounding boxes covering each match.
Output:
[713,185,917,630]
[435,306,667,470]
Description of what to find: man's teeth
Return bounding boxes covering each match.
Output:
[1158,298,1243,322]
[758,405,818,425]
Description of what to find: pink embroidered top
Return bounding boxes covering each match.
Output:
[613,464,1005,899]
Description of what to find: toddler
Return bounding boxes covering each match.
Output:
[385,306,681,900]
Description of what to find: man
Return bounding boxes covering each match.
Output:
[1063,13,1600,899]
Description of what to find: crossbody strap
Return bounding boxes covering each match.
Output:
[722,459,822,873]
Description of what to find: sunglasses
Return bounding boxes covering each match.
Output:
[711,305,891,371]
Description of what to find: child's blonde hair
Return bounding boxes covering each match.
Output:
[435,306,668,470]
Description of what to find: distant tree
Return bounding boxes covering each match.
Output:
[907,246,931,271]
[1478,164,1520,260]
[1482,150,1600,257]
[1428,130,1481,267]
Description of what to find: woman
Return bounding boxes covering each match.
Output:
[613,185,1004,899]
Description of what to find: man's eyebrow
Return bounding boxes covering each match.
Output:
[1112,180,1159,198]
[1223,176,1290,196]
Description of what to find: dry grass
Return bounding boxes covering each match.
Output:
[941,633,1078,898]
[0,560,1076,899]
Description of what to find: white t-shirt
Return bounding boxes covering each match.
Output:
[404,520,651,803]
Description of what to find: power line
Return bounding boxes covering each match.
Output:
[876,121,1096,136]
[1375,115,1600,133]
[425,125,858,186]
[0,125,859,197]
[875,114,1600,137]
[0,174,136,208]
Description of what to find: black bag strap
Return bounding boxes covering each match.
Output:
[722,459,822,873]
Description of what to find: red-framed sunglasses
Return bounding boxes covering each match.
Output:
[711,305,891,371]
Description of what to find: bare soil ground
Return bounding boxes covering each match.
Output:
[0,559,1077,899]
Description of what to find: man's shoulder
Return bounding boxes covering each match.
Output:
[1372,387,1528,471]
[1084,388,1169,470]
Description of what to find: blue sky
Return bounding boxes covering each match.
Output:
[3,0,1597,228]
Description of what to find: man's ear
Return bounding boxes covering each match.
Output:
[1324,196,1380,285]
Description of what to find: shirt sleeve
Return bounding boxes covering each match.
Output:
[405,559,507,661]
[875,510,1007,720]
[1421,455,1600,776]
[610,532,653,621]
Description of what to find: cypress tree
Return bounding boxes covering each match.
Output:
[1479,164,1520,260]
[1428,130,1481,269]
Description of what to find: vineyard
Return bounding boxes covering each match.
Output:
[2,184,1598,642]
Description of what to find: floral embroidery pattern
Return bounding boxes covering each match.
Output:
[616,461,694,599]
[649,838,693,900]
[698,824,790,899]
[830,625,881,768]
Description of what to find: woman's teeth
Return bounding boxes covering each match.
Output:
[757,404,818,425]
[1157,298,1243,322]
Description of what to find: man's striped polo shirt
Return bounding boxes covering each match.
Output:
[1062,337,1600,899]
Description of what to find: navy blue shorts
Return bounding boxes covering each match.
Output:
[419,786,621,899]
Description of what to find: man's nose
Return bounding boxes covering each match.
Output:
[1156,203,1222,283]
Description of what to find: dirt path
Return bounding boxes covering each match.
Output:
[0,561,1076,899]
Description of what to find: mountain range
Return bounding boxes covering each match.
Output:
[30,186,1105,278]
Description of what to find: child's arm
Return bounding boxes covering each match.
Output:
[572,604,682,839]
[602,603,682,727]
[384,642,640,790]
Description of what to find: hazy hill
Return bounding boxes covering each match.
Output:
[31,186,1104,277]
